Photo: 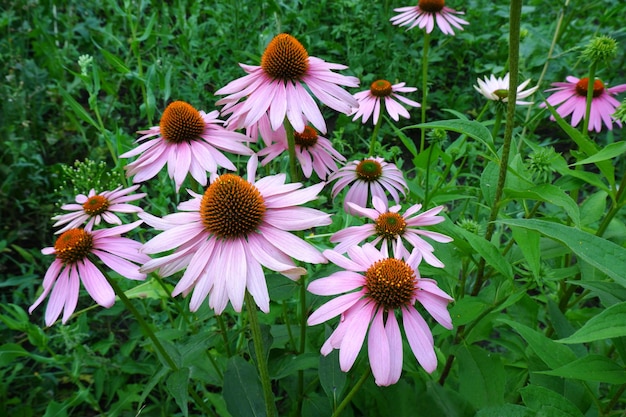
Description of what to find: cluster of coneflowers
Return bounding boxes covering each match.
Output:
[30,0,626,390]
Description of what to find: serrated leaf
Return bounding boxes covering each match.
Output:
[498,219,626,287]
[223,356,268,417]
[570,141,626,166]
[538,355,626,383]
[511,227,540,279]
[456,227,513,280]
[505,184,580,227]
[166,368,190,417]
[458,345,505,408]
[558,301,626,344]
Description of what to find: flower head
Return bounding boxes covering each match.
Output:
[52,185,146,234]
[328,157,408,215]
[390,0,469,35]
[257,123,346,180]
[29,221,148,326]
[140,156,331,314]
[215,33,359,134]
[474,73,538,106]
[330,196,452,267]
[307,244,453,386]
[542,76,626,132]
[351,79,420,124]
[582,35,618,64]
[120,101,254,191]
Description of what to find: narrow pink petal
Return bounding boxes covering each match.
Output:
[259,226,326,264]
[402,307,436,373]
[368,309,391,386]
[92,249,146,281]
[223,239,247,312]
[79,259,115,308]
[386,312,403,384]
[245,251,270,313]
[62,266,81,324]
[307,291,364,326]
[339,301,375,371]
[45,266,70,326]
[307,271,365,295]
[142,222,205,254]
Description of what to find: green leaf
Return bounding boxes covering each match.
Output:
[457,345,505,408]
[223,356,268,417]
[480,160,499,207]
[538,355,626,384]
[166,368,190,417]
[415,119,496,157]
[510,227,541,278]
[456,227,513,280]
[519,385,584,417]
[58,86,99,129]
[505,184,580,227]
[498,219,626,287]
[270,352,318,379]
[318,349,346,405]
[558,301,626,344]
[0,343,29,367]
[570,141,626,166]
[476,405,532,417]
[99,48,131,74]
[390,120,418,159]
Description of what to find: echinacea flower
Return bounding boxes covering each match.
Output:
[140,156,331,314]
[473,73,538,106]
[52,185,146,234]
[328,157,407,215]
[29,221,148,326]
[351,79,420,124]
[330,196,452,267]
[257,124,346,180]
[216,33,359,134]
[390,0,469,35]
[307,244,453,386]
[120,101,254,191]
[543,76,626,132]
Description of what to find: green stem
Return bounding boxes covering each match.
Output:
[491,105,504,141]
[284,120,301,182]
[369,109,384,156]
[216,314,233,357]
[582,62,597,135]
[296,274,308,416]
[245,291,275,417]
[331,368,370,417]
[472,0,522,296]
[424,143,435,207]
[420,32,431,154]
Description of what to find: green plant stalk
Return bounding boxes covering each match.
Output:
[582,62,597,134]
[419,32,431,154]
[423,143,435,208]
[331,368,371,417]
[216,314,233,357]
[472,0,522,296]
[369,109,384,156]
[296,274,308,417]
[491,105,504,140]
[596,173,626,237]
[244,291,275,417]
[284,120,301,182]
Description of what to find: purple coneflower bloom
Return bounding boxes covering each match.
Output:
[120,101,254,191]
[307,244,453,386]
[30,221,148,326]
[473,73,538,106]
[216,33,359,135]
[52,185,145,233]
[330,196,452,267]
[351,79,420,124]
[543,76,626,132]
[328,157,407,215]
[390,0,469,35]
[140,156,330,314]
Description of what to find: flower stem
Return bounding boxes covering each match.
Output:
[472,0,522,296]
[419,31,431,154]
[582,62,597,134]
[369,110,384,156]
[331,367,370,417]
[284,120,301,182]
[245,291,275,417]
[296,274,308,416]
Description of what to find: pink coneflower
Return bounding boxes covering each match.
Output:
[330,196,452,267]
[543,76,626,132]
[29,221,148,326]
[473,73,538,106]
[307,244,453,386]
[390,0,469,35]
[257,125,346,180]
[140,156,331,314]
[52,185,146,234]
[120,101,254,192]
[328,157,408,215]
[215,33,359,135]
[351,79,420,124]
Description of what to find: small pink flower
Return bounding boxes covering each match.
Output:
[52,185,145,233]
[29,221,148,326]
[120,101,254,192]
[543,76,626,132]
[216,33,359,135]
[390,0,469,36]
[351,79,420,124]
[257,124,346,180]
[307,244,453,386]
[140,156,331,314]
[328,157,407,215]
[331,196,452,267]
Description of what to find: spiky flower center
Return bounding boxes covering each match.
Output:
[54,229,94,264]
[83,195,110,215]
[365,258,416,309]
[370,80,393,97]
[200,174,266,239]
[294,126,318,149]
[261,33,309,81]
[418,0,445,13]
[356,160,383,182]
[375,212,407,240]
[159,101,205,144]
[575,77,605,98]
